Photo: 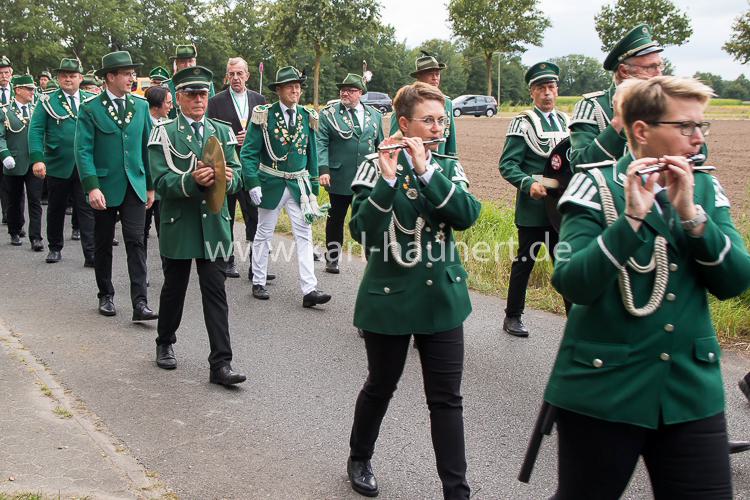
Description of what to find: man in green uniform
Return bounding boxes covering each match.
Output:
[29,57,96,266]
[390,51,457,156]
[148,66,246,386]
[499,62,570,337]
[81,71,102,94]
[544,77,750,498]
[38,70,52,91]
[569,24,664,169]
[75,51,157,321]
[1,74,41,249]
[149,66,170,87]
[167,44,215,119]
[0,56,14,225]
[317,73,383,274]
[240,66,330,307]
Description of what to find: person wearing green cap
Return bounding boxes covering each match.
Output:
[499,61,571,337]
[147,65,247,386]
[1,74,42,250]
[75,50,157,321]
[317,72,383,274]
[29,57,96,266]
[569,24,664,169]
[389,50,457,157]
[0,55,13,225]
[240,65,331,307]
[81,71,102,94]
[38,70,52,91]
[149,66,170,87]
[167,44,215,119]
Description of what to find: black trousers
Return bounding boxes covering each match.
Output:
[156,257,232,370]
[0,166,11,220]
[228,190,258,242]
[93,184,147,306]
[46,171,94,258]
[506,225,570,317]
[325,192,353,263]
[6,169,42,240]
[552,408,732,499]
[144,199,161,241]
[350,327,470,500]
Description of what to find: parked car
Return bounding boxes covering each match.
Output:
[452,94,498,117]
[361,91,392,113]
[131,77,152,96]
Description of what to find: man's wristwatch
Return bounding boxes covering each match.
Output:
[680,204,707,230]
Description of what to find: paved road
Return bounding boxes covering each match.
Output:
[1,222,749,499]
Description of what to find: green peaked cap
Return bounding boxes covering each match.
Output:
[11,74,36,88]
[170,44,198,61]
[172,65,213,92]
[95,50,142,77]
[336,73,367,93]
[603,24,663,72]
[149,66,171,82]
[0,55,11,68]
[524,61,560,87]
[268,66,306,91]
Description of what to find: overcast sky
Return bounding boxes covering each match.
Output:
[380,0,748,79]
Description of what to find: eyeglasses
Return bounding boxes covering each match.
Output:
[647,120,711,137]
[339,88,361,95]
[626,62,665,74]
[409,116,448,127]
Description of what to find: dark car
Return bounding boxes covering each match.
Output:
[361,91,392,113]
[452,94,498,117]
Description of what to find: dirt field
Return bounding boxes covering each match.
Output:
[453,116,750,217]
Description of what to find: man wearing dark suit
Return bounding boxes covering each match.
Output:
[207,57,267,279]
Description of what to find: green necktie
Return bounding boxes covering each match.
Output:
[114,98,125,120]
[547,113,559,131]
[21,105,28,119]
[0,88,6,105]
[191,121,203,143]
[68,95,77,115]
[349,108,362,134]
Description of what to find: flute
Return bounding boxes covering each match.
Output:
[636,153,715,175]
[377,137,446,151]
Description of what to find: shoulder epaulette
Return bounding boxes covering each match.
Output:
[304,107,319,131]
[351,156,380,189]
[506,114,529,136]
[148,124,163,146]
[250,104,269,126]
[364,152,378,161]
[156,118,174,126]
[558,171,602,212]
[38,93,50,102]
[581,90,606,99]
[576,160,616,170]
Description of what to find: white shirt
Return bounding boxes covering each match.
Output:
[279,102,297,128]
[182,113,205,137]
[14,99,30,117]
[230,88,249,124]
[536,107,561,131]
[383,149,436,187]
[62,90,80,111]
[105,88,127,104]
[0,87,9,103]
[345,102,365,129]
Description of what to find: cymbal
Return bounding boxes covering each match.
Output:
[203,136,226,214]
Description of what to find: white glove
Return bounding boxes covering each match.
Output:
[249,186,262,206]
[2,156,15,170]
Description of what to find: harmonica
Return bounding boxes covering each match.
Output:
[377,137,446,151]
[636,154,714,175]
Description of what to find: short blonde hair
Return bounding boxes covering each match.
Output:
[616,76,715,140]
[393,81,445,119]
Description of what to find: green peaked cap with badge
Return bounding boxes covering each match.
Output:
[11,74,36,88]
[410,50,446,78]
[603,24,663,71]
[170,44,198,61]
[95,50,142,77]
[336,73,367,93]
[149,66,171,82]
[524,61,560,87]
[54,57,83,74]
[172,65,213,92]
[268,66,307,91]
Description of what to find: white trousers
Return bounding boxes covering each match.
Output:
[252,187,317,295]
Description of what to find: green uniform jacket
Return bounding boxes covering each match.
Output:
[0,101,35,176]
[389,97,457,156]
[28,89,94,179]
[568,86,627,170]
[167,79,216,120]
[148,114,241,260]
[316,102,383,195]
[349,151,481,334]
[75,92,153,206]
[544,155,750,429]
[499,108,569,227]
[240,102,319,209]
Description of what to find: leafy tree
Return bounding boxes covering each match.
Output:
[0,0,64,74]
[550,54,611,96]
[594,0,692,52]
[724,74,750,100]
[693,72,725,97]
[267,0,380,107]
[724,3,750,65]
[463,47,526,103]
[448,0,549,96]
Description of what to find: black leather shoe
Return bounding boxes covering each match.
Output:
[10,234,21,246]
[156,344,176,370]
[112,238,119,246]
[730,440,750,454]
[224,260,240,278]
[325,261,340,274]
[303,289,331,308]
[46,250,61,263]
[739,376,750,403]
[98,296,116,316]
[19,230,26,238]
[71,229,80,240]
[132,302,158,321]
[503,316,529,337]
[31,239,44,252]
[267,273,275,281]
[347,458,378,497]
[84,257,95,268]
[313,251,322,261]
[210,365,246,386]
[252,284,270,300]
